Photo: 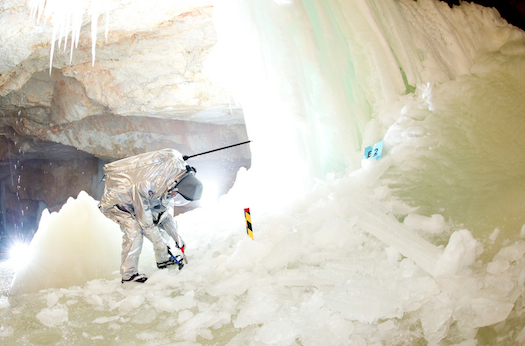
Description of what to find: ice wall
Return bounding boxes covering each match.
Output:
[210,0,525,247]
[211,0,522,181]
[377,1,525,248]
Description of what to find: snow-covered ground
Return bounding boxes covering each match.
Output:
[2,0,525,345]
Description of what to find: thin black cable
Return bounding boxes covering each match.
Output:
[183,140,251,160]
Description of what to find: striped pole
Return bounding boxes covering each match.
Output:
[244,208,254,240]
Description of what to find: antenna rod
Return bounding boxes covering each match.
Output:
[183,140,251,160]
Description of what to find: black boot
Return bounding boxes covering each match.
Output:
[121,273,147,283]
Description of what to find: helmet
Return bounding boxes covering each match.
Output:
[170,172,203,206]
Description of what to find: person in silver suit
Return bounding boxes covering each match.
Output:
[98,148,203,283]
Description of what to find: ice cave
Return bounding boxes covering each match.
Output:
[0,0,525,345]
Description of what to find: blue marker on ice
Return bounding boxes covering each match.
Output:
[364,140,383,160]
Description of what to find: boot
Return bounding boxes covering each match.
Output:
[121,273,147,283]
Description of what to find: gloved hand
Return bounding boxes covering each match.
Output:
[179,245,188,264]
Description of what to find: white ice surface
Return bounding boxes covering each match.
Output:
[2,0,525,345]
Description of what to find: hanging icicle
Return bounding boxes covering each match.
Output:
[28,0,110,72]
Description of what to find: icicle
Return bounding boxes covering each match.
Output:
[91,5,99,67]
[63,8,71,52]
[49,29,57,73]
[69,33,75,63]
[70,0,83,64]
[29,0,111,71]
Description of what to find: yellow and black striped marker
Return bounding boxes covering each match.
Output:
[244,208,254,240]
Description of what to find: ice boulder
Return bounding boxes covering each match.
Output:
[434,230,478,277]
[10,192,122,295]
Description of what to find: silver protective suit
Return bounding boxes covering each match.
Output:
[98,148,188,280]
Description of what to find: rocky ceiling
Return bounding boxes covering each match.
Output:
[0,0,247,157]
[0,0,522,242]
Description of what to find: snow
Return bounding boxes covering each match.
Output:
[2,0,525,345]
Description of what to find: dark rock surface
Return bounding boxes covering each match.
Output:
[442,0,525,31]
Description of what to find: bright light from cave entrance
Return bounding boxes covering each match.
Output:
[9,242,31,271]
